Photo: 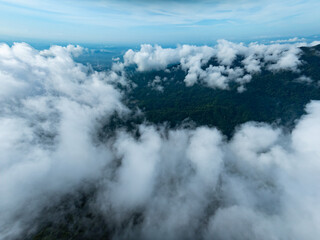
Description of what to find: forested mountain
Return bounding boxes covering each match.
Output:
[25,43,320,240]
[124,44,320,137]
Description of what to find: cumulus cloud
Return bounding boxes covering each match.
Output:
[1,42,320,240]
[0,42,127,239]
[123,40,310,91]
[295,75,313,83]
[93,101,320,240]
[148,76,168,92]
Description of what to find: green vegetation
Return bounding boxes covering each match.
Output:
[127,45,320,137]
[28,45,320,240]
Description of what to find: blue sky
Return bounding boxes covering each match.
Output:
[0,0,319,45]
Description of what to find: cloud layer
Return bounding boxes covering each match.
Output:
[95,104,320,240]
[0,42,126,238]
[123,40,318,92]
[1,42,320,240]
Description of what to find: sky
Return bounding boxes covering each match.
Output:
[0,0,320,45]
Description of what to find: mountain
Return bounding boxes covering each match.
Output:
[25,44,320,240]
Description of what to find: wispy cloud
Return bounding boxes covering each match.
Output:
[0,0,320,43]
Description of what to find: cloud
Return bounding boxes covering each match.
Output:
[93,101,320,240]
[295,75,313,83]
[271,37,306,43]
[0,42,127,238]
[124,40,308,91]
[1,42,320,240]
[1,0,320,44]
[148,75,167,92]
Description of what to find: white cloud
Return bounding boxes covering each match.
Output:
[148,75,167,92]
[124,40,307,91]
[0,42,127,239]
[271,37,306,43]
[1,42,320,240]
[295,75,313,83]
[310,41,320,47]
[94,101,320,240]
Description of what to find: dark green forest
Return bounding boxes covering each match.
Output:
[125,44,320,137]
